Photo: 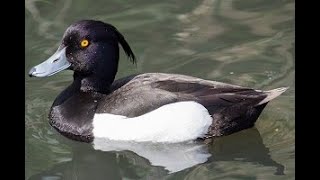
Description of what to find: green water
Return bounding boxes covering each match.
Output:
[25,0,295,179]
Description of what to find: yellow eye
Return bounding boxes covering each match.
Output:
[80,39,89,48]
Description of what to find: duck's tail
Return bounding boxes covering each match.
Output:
[257,87,289,105]
[205,86,289,137]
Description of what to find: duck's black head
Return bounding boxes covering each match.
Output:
[29,20,135,93]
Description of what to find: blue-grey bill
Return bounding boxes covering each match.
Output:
[28,47,71,77]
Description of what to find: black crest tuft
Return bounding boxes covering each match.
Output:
[106,23,136,64]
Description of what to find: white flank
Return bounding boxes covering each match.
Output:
[92,101,212,143]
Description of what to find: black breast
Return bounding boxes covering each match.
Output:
[49,92,100,142]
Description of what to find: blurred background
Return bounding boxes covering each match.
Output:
[25,0,295,179]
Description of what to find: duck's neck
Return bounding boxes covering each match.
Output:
[49,61,119,142]
[73,71,116,94]
[49,73,110,142]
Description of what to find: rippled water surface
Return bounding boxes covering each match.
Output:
[25,0,295,179]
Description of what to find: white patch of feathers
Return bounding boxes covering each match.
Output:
[92,101,212,143]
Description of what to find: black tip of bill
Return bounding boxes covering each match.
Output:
[28,67,36,77]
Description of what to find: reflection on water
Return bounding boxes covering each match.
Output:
[93,139,211,173]
[26,0,294,179]
[209,128,284,176]
[28,128,284,180]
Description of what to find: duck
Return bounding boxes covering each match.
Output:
[28,20,288,143]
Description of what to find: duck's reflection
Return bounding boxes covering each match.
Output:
[93,138,211,173]
[28,128,284,180]
[208,128,285,175]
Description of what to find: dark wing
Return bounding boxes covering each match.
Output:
[97,73,265,114]
[151,78,267,110]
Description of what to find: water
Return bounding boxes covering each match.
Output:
[25,0,295,179]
